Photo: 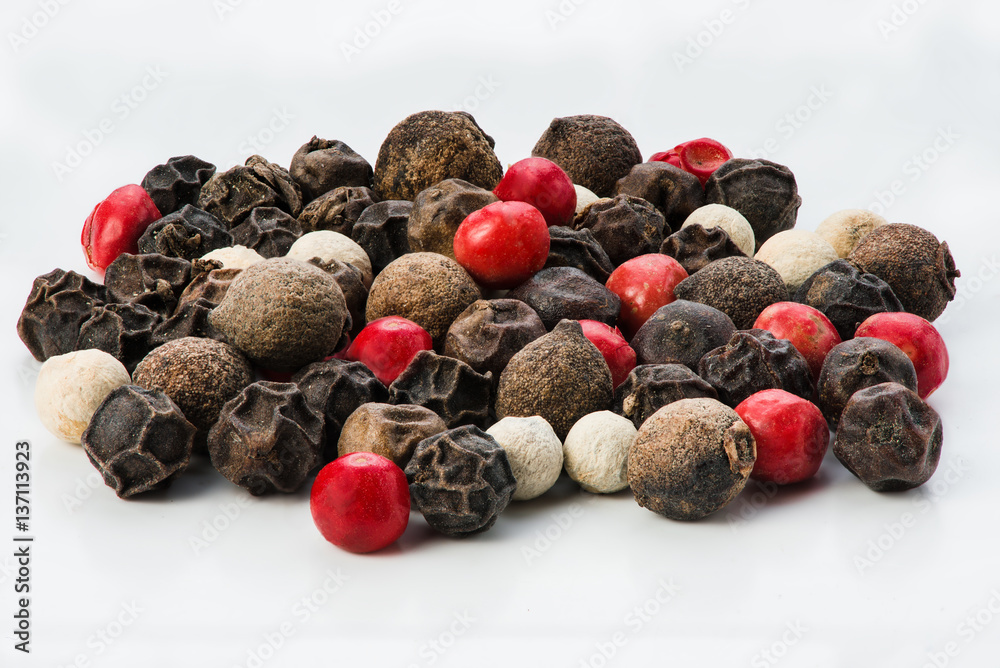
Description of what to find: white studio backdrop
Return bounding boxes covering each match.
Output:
[1,1,999,667]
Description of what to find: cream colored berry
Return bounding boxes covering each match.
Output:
[815,209,888,258]
[573,184,599,216]
[200,245,264,269]
[563,410,637,494]
[486,416,563,501]
[286,231,373,287]
[35,349,131,444]
[682,204,755,257]
[755,229,839,295]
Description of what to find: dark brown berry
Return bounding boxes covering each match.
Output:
[631,300,736,370]
[350,200,413,276]
[198,155,303,228]
[103,253,192,318]
[137,205,233,261]
[544,225,615,282]
[660,223,747,274]
[704,158,801,250]
[337,403,446,469]
[17,269,107,362]
[77,303,161,374]
[141,155,216,216]
[614,161,705,233]
[388,350,493,429]
[407,178,497,260]
[506,267,620,331]
[289,137,373,202]
[794,259,904,341]
[698,329,814,408]
[531,115,642,198]
[673,256,788,329]
[297,186,378,236]
[817,337,918,428]
[443,299,546,384]
[572,194,666,266]
[614,364,718,429]
[230,206,303,258]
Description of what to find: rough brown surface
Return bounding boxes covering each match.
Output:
[572,194,666,266]
[495,319,613,440]
[177,267,241,310]
[660,224,747,274]
[544,225,615,282]
[350,199,413,276]
[297,186,378,236]
[443,299,546,384]
[614,364,718,429]
[289,137,373,202]
[794,259,904,340]
[628,398,755,521]
[506,266,620,330]
[388,350,493,429]
[407,178,497,260]
[17,269,108,362]
[698,329,814,408]
[197,155,303,228]
[337,402,446,469]
[817,337,918,428]
[614,162,705,232]
[230,206,303,258]
[631,300,736,370]
[531,115,642,198]
[673,257,788,329]
[704,158,801,250]
[104,252,192,318]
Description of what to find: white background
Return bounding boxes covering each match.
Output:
[2,1,999,666]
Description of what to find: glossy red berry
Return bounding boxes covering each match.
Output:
[754,302,842,382]
[493,157,577,227]
[453,200,550,290]
[677,138,733,186]
[578,320,637,388]
[81,184,162,273]
[605,254,688,340]
[735,389,829,485]
[344,316,433,386]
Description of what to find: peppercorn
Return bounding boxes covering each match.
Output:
[817,337,918,428]
[200,245,264,269]
[289,137,373,202]
[151,299,224,346]
[507,267,620,331]
[614,363,718,429]
[350,200,413,276]
[531,115,642,198]
[297,186,379,236]
[388,350,493,429]
[337,402,446,469]
[614,161,705,233]
[229,206,303,258]
[631,300,736,370]
[698,329,814,408]
[704,158,801,250]
[137,205,233,261]
[308,258,369,337]
[563,411,637,494]
[660,224,746,275]
[141,155,216,216]
[176,267,241,311]
[287,230,373,288]
[754,230,840,296]
[814,208,887,258]
[794,259,904,341]
[78,302,162,374]
[673,256,788,329]
[573,194,666,267]
[35,349,131,444]
[544,225,615,282]
[103,252,192,318]
[17,269,108,362]
[485,416,563,501]
[681,204,756,257]
[407,178,497,261]
[443,299,546,385]
[198,155,303,228]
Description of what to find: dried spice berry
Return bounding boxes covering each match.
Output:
[210,258,349,371]
[229,206,303,258]
[288,231,373,287]
[496,319,613,440]
[176,267,241,310]
[337,403,446,469]
[848,223,960,322]
[407,178,497,260]
[544,225,615,282]
[388,350,493,429]
[817,337,918,428]
[17,269,108,362]
[794,259,904,341]
[631,300,737,370]
[754,230,839,296]
[137,204,233,261]
[506,266,620,331]
[207,381,324,495]
[133,337,253,440]
[103,252,192,318]
[614,162,705,233]
[151,298,224,345]
[141,155,216,216]
[297,186,379,236]
[373,110,503,201]
[673,256,788,330]
[628,397,755,521]
[563,411,636,494]
[660,223,747,274]
[197,155,303,228]
[485,416,563,501]
[814,208,888,258]
[404,425,516,537]
[77,302,161,374]
[350,200,413,276]
[704,158,802,250]
[309,258,369,337]
[698,329,814,408]
[35,349,131,444]
[443,299,546,384]
[614,363,719,429]
[531,114,642,198]
[366,252,481,347]
[573,194,666,266]
[201,245,263,269]
[291,359,388,463]
[289,137,373,202]
[81,385,195,498]
[681,204,756,257]
[833,382,943,492]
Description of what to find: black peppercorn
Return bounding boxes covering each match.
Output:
[698,329,814,408]
[573,194,666,267]
[544,225,615,282]
[337,403,446,469]
[614,364,719,429]
[506,267,620,330]
[17,269,108,362]
[289,137,374,202]
[103,253,192,318]
[350,200,413,276]
[198,155,303,228]
[141,155,216,216]
[443,299,546,385]
[673,256,788,330]
[704,158,802,250]
[77,302,162,374]
[794,259,904,341]
[388,350,493,429]
[630,300,736,370]
[137,205,233,261]
[407,178,497,260]
[230,206,303,258]
[297,186,379,236]
[660,224,747,274]
[614,162,705,233]
[817,337,918,428]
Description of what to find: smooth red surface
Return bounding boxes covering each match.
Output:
[310,453,410,554]
[854,312,949,398]
[605,254,688,340]
[677,138,733,186]
[753,302,842,381]
[80,184,161,273]
[453,200,550,290]
[344,316,432,386]
[578,320,637,388]
[493,157,577,227]
[648,149,682,168]
[735,389,829,485]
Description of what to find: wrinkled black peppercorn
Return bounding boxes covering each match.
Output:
[544,225,615,282]
[817,337,918,428]
[151,298,225,345]
[704,158,801,250]
[698,329,814,407]
[630,300,736,371]
[443,299,546,385]
[289,137,374,202]
[77,302,162,374]
[388,350,493,429]
[614,162,705,233]
[17,269,108,361]
[614,364,719,429]
[198,155,303,228]
[350,200,413,276]
[137,205,233,261]
[573,194,666,267]
[794,259,904,341]
[230,206,303,258]
[660,224,747,274]
[407,178,497,260]
[507,266,620,330]
[141,155,216,216]
[103,253,192,318]
[297,186,379,236]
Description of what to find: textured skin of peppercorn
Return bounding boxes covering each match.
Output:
[17,269,109,362]
[387,350,493,429]
[337,403,446,470]
[854,312,949,399]
[613,162,705,233]
[506,266,621,331]
[614,364,718,430]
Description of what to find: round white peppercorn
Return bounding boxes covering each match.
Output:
[681,204,755,257]
[200,244,264,269]
[814,208,888,258]
[562,410,637,494]
[486,416,564,501]
[573,184,599,216]
[286,230,373,287]
[754,229,839,295]
[35,349,131,443]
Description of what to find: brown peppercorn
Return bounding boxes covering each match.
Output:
[336,402,446,469]
[506,267,620,330]
[81,385,195,498]
[614,161,705,233]
[848,223,960,321]
[704,158,802,250]
[350,200,413,276]
[407,178,497,260]
[198,155,303,228]
[443,299,546,384]
[833,382,942,492]
[698,329,814,408]
[17,268,108,362]
[673,256,788,329]
[531,114,642,198]
[77,303,162,374]
[137,205,233,261]
[207,381,324,495]
[614,364,718,429]
[141,155,216,216]
[628,398,755,521]
[297,186,379,236]
[103,253,192,318]
[404,425,516,537]
[660,223,747,274]
[151,298,225,346]
[544,225,615,282]
[573,194,666,267]
[373,111,503,201]
[817,337,918,429]
[230,206,303,258]
[289,137,373,202]
[495,319,613,440]
[366,252,481,347]
[794,259,904,340]
[176,267,241,311]
[210,258,348,371]
[388,350,493,429]
[630,300,737,370]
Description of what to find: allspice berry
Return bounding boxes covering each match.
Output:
[373,111,503,201]
[848,223,959,321]
[210,258,348,371]
[673,256,788,329]
[495,319,613,440]
[366,252,481,347]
